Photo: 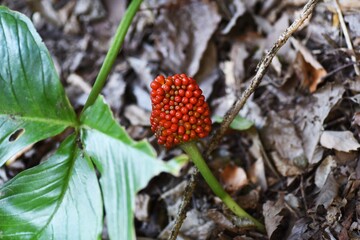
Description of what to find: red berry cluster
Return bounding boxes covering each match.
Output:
[150,74,212,148]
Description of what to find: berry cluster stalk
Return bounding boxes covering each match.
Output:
[181,141,266,232]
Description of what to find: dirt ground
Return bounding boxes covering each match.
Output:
[1,0,360,239]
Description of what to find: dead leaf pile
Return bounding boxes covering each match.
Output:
[2,0,360,239]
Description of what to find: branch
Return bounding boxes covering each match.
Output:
[169,0,320,238]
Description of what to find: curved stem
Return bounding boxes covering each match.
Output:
[180,141,266,233]
[82,0,143,112]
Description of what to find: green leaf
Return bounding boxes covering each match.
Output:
[0,134,103,239]
[214,115,254,131]
[0,7,77,166]
[80,97,183,240]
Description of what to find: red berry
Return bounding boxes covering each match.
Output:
[178,89,185,96]
[181,107,188,114]
[185,90,193,98]
[196,106,205,114]
[193,89,202,98]
[178,126,185,135]
[189,97,197,105]
[150,81,161,90]
[170,124,178,132]
[188,84,196,91]
[150,74,212,148]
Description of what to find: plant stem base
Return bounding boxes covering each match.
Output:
[180,141,266,233]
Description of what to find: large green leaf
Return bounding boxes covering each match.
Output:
[0,7,76,166]
[80,97,183,240]
[0,134,103,239]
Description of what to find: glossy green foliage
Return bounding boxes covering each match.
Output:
[0,7,77,166]
[0,135,103,239]
[81,97,182,240]
[0,6,182,239]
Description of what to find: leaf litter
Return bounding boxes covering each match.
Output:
[1,0,360,239]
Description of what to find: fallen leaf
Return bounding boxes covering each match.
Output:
[315,174,338,208]
[248,157,268,191]
[124,104,151,126]
[334,150,357,164]
[102,72,126,113]
[261,111,306,176]
[315,156,337,189]
[284,193,301,210]
[295,83,345,163]
[152,1,221,76]
[219,163,248,192]
[271,151,304,176]
[263,198,286,239]
[159,209,215,240]
[345,14,360,37]
[206,209,238,232]
[320,131,360,152]
[135,194,151,221]
[128,57,154,90]
[230,42,249,84]
[195,41,218,99]
[237,189,260,210]
[339,0,360,11]
[221,0,246,34]
[287,218,312,240]
[291,38,327,92]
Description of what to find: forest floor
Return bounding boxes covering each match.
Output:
[1,0,360,239]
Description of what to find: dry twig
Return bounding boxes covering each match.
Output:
[333,0,360,76]
[169,0,320,239]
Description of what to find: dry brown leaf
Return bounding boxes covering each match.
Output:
[195,41,218,99]
[230,42,249,84]
[206,209,237,232]
[263,198,285,239]
[221,0,246,34]
[102,72,126,113]
[124,104,151,126]
[261,111,306,176]
[153,1,221,76]
[271,151,304,176]
[334,150,357,164]
[295,83,345,163]
[135,194,151,221]
[345,14,360,37]
[320,131,360,152]
[291,38,327,93]
[237,189,260,210]
[315,174,338,208]
[339,0,360,11]
[248,157,268,191]
[219,163,248,192]
[315,156,337,189]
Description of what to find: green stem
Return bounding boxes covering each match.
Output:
[82,0,143,112]
[180,141,266,233]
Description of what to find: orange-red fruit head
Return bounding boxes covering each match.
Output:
[150,74,212,148]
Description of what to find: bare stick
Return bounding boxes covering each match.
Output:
[168,168,199,240]
[334,0,360,76]
[169,0,320,238]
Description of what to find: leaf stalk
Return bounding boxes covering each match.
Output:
[82,0,143,112]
